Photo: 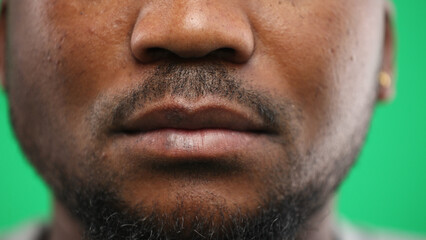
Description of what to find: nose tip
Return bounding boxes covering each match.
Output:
[130,2,254,63]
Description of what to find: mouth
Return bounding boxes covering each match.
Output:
[111,96,278,159]
[120,96,274,133]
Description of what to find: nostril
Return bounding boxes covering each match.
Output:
[140,47,239,62]
[142,47,178,62]
[207,48,237,60]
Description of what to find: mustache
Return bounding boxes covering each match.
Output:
[90,63,284,134]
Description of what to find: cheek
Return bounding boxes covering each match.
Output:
[6,0,143,179]
[16,0,147,116]
[248,0,383,148]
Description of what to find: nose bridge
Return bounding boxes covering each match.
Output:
[130,0,254,63]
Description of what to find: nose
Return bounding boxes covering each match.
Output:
[130,0,254,63]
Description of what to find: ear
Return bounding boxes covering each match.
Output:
[378,1,396,102]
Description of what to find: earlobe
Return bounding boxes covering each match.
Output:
[378,1,396,102]
[0,0,7,91]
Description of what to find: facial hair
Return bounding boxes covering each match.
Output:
[11,63,369,240]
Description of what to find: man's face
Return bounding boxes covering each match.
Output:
[4,0,389,239]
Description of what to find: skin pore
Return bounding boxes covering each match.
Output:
[1,0,394,239]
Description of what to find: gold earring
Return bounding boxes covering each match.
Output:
[379,71,392,88]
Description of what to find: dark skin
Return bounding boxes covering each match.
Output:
[0,0,394,239]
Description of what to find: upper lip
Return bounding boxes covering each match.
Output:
[118,98,274,134]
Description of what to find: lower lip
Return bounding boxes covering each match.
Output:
[116,129,264,159]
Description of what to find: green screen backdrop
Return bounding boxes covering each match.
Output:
[1,0,426,235]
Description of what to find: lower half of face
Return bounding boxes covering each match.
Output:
[6,0,383,239]
[8,66,376,239]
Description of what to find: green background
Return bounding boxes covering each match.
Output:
[1,0,426,235]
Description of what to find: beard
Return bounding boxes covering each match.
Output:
[64,185,316,240]
[10,62,373,240]
[59,168,332,240]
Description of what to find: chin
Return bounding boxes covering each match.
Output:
[71,184,313,240]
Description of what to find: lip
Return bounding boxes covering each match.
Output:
[119,96,275,134]
[113,97,276,159]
